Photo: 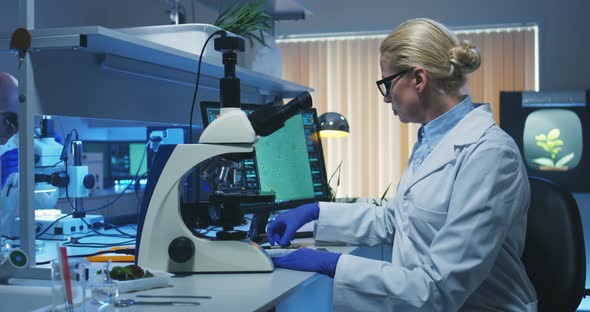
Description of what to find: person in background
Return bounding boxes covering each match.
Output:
[0,72,19,238]
[0,72,19,188]
[267,18,537,311]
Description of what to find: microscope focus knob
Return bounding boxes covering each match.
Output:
[83,174,95,189]
[168,237,195,263]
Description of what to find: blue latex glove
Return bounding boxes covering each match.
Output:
[1,148,18,187]
[267,202,320,246]
[272,248,342,278]
[54,134,63,144]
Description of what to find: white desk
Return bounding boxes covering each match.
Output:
[21,227,386,312]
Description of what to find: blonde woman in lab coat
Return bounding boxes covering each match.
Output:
[267,18,538,311]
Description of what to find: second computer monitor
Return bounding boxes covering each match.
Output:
[83,141,148,188]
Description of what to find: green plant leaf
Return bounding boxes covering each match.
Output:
[535,134,547,141]
[380,183,391,203]
[249,31,268,47]
[555,152,575,167]
[532,157,554,167]
[547,139,564,150]
[547,128,560,141]
[536,141,550,152]
[214,0,272,47]
[327,160,343,201]
[215,5,233,23]
[328,160,343,185]
[327,185,336,202]
[552,139,564,146]
[215,1,245,25]
[551,147,562,159]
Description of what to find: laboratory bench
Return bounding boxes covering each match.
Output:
[3,224,389,312]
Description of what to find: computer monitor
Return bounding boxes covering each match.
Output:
[200,101,330,208]
[84,141,148,188]
[500,90,590,192]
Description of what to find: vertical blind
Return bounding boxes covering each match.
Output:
[278,26,537,198]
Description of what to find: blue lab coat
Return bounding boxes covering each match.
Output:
[316,104,538,311]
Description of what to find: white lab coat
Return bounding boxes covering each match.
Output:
[316,104,538,311]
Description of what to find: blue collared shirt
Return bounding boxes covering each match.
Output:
[411,96,475,171]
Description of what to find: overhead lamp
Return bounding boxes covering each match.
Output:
[319,112,349,138]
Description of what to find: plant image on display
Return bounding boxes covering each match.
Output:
[532,128,574,171]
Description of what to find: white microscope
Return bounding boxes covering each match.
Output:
[136,33,312,273]
[0,116,98,239]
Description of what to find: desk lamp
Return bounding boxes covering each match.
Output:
[319,112,349,138]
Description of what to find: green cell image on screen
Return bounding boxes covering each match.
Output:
[523,109,583,171]
[129,143,147,176]
[255,115,315,202]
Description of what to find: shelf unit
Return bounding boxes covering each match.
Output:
[0,2,311,274]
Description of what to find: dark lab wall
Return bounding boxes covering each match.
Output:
[0,0,217,30]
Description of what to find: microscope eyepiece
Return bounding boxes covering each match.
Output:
[248,91,313,137]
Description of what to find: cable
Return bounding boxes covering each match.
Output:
[78,218,135,239]
[189,30,226,143]
[68,231,134,242]
[63,130,76,214]
[70,129,79,141]
[193,225,223,239]
[134,171,149,222]
[112,225,136,238]
[50,159,64,167]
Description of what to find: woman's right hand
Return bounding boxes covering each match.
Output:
[266,202,320,246]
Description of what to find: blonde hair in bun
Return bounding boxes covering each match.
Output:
[450,40,481,75]
[380,18,481,95]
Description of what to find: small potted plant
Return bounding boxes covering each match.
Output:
[328,160,391,206]
[532,128,574,171]
[214,0,281,76]
[214,0,273,48]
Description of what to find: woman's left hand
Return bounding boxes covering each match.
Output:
[272,247,342,278]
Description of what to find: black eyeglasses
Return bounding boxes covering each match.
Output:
[1,112,18,132]
[376,68,413,97]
